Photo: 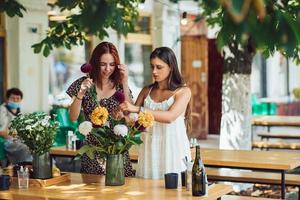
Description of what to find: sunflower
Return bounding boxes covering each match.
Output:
[90,106,109,126]
[138,111,154,128]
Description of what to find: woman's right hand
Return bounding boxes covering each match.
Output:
[119,101,140,113]
[79,78,93,96]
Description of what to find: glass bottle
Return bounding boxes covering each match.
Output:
[192,145,207,196]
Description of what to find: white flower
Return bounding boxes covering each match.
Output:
[25,119,34,123]
[113,124,128,137]
[44,116,51,120]
[25,125,32,130]
[78,121,93,136]
[41,119,49,126]
[129,113,138,122]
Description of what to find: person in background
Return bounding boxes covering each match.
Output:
[0,88,32,165]
[120,47,192,179]
[66,41,135,176]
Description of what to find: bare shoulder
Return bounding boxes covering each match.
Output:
[174,86,191,99]
[139,86,152,98]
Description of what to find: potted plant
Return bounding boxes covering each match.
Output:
[9,112,59,179]
[77,105,154,186]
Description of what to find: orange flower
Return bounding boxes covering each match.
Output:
[138,111,154,128]
[90,106,109,126]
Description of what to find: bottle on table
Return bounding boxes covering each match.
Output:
[192,145,208,196]
[66,131,73,149]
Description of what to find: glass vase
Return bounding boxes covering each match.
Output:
[105,154,124,186]
[32,152,52,179]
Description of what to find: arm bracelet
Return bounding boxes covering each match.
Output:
[75,95,83,101]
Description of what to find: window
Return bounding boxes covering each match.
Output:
[125,44,152,99]
[124,13,152,100]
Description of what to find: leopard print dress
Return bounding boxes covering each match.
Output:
[66,76,135,176]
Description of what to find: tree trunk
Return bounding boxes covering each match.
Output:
[219,40,255,150]
[219,73,252,150]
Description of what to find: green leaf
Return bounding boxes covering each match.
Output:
[86,149,95,160]
[78,145,92,155]
[42,46,51,57]
[73,155,82,161]
[31,43,43,54]
[282,12,300,44]
[0,0,26,18]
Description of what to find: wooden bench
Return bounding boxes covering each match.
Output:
[222,195,277,200]
[252,141,300,150]
[207,168,300,199]
[257,131,300,140]
[206,168,300,186]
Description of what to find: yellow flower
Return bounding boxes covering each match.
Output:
[90,106,109,126]
[138,111,154,128]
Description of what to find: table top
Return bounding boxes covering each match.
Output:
[252,116,300,126]
[50,147,300,171]
[50,146,78,157]
[199,148,300,171]
[129,148,300,171]
[0,173,232,200]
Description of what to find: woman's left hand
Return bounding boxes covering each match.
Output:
[119,101,140,113]
[112,108,124,120]
[118,64,128,84]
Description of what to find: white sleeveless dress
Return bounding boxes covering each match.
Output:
[136,92,191,179]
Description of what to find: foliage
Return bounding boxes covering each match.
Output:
[0,0,26,17]
[9,112,60,155]
[0,0,144,57]
[33,0,143,57]
[198,0,300,63]
[77,107,154,159]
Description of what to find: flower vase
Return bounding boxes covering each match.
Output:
[32,152,52,179]
[105,154,124,186]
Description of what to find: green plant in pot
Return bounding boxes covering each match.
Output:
[9,112,59,179]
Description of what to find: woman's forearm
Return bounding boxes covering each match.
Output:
[69,91,85,121]
[131,105,177,123]
[69,98,82,121]
[145,109,177,123]
[122,83,133,103]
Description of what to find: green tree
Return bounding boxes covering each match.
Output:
[171,0,300,149]
[1,0,144,56]
[200,0,300,69]
[200,0,299,150]
[0,0,26,17]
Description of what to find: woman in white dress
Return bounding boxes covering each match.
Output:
[120,47,191,179]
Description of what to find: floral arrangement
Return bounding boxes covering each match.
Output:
[78,107,154,159]
[78,63,154,159]
[9,112,60,155]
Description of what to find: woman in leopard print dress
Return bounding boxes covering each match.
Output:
[66,42,134,176]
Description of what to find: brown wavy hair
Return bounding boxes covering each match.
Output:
[150,47,192,134]
[88,41,121,89]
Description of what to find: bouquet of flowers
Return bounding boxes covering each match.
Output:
[9,112,60,155]
[77,106,154,159]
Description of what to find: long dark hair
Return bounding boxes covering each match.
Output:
[150,47,184,91]
[150,47,192,134]
[89,42,121,89]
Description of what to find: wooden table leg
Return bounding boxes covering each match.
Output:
[281,170,286,200]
